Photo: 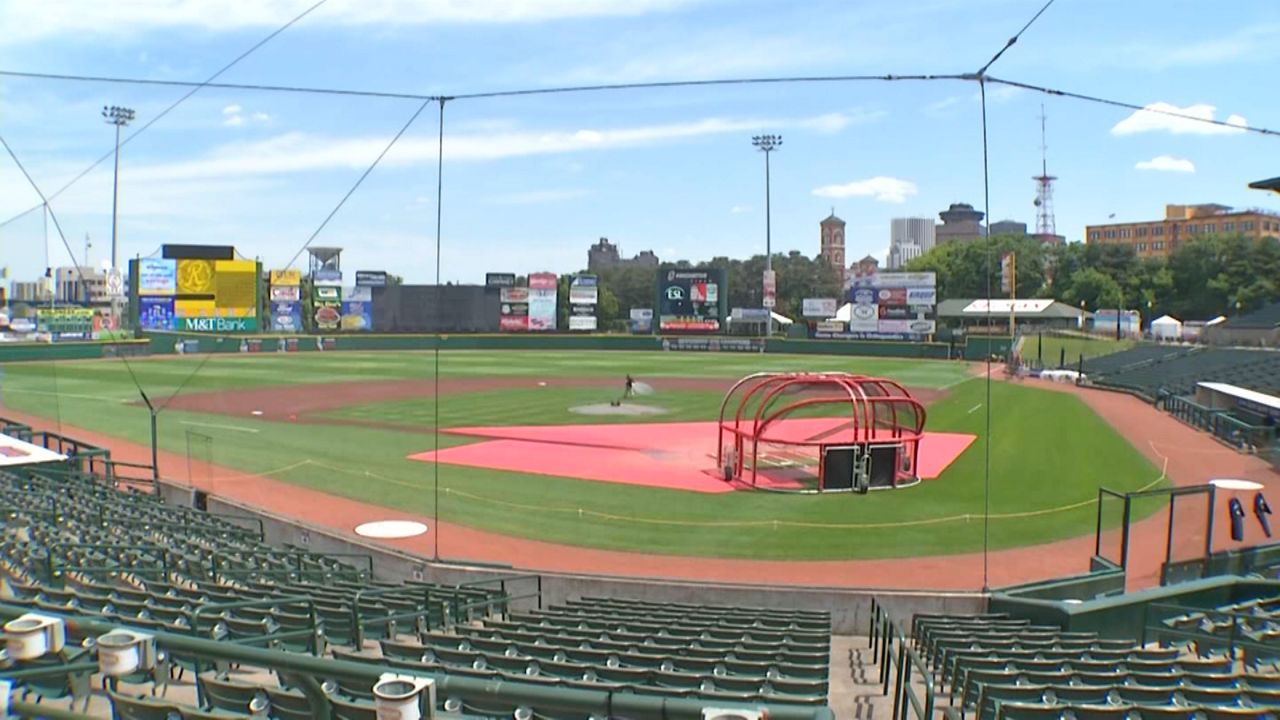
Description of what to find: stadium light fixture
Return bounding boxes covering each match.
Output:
[101,105,136,271]
[751,134,781,310]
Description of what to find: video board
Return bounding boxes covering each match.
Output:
[656,268,727,333]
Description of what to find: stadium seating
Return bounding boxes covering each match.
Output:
[896,607,1280,720]
[0,461,835,718]
[1082,346,1280,399]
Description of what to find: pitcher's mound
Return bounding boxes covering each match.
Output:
[570,403,668,416]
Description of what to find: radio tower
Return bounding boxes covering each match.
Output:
[1032,104,1058,244]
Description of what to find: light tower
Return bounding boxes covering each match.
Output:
[752,134,781,309]
[1032,104,1057,245]
[102,105,136,270]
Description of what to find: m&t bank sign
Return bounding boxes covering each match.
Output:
[178,317,258,332]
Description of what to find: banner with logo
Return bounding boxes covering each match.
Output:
[138,259,177,295]
[355,271,387,287]
[849,303,879,332]
[762,270,777,309]
[840,269,937,340]
[138,297,175,331]
[270,269,302,286]
[906,287,936,307]
[270,285,301,302]
[178,316,258,332]
[486,273,516,288]
[270,301,303,333]
[527,272,558,331]
[802,298,838,318]
[499,286,530,331]
[816,320,846,333]
[314,269,343,285]
[629,307,653,334]
[36,308,95,340]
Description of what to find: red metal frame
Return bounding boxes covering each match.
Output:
[716,372,927,489]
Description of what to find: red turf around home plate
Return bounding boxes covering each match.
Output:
[410,419,976,494]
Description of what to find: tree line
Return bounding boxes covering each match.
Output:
[585,252,844,327]
[903,232,1280,321]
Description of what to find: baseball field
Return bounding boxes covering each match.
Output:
[0,350,1164,561]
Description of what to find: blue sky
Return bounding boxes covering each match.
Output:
[1,0,1278,284]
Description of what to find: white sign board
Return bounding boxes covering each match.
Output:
[0,434,68,467]
[802,298,839,318]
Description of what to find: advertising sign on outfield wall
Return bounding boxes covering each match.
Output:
[138,297,175,331]
[138,259,177,295]
[270,301,303,332]
[527,272,558,331]
[486,273,516,288]
[802,298,838,318]
[354,271,387,287]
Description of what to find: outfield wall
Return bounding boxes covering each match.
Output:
[129,330,960,359]
[0,331,1006,363]
[157,480,986,633]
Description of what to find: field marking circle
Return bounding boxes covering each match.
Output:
[354,520,428,539]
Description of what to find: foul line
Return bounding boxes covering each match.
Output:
[967,403,984,414]
[179,420,260,434]
[235,456,1170,532]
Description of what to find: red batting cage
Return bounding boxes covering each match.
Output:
[716,372,927,493]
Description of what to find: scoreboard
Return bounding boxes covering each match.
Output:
[656,268,727,333]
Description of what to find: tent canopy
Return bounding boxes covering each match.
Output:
[1151,315,1181,326]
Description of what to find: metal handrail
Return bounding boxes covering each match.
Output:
[0,602,834,720]
[870,598,936,720]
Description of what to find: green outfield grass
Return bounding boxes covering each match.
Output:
[1024,333,1135,367]
[0,350,1163,560]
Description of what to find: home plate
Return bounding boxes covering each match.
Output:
[251,410,264,416]
[354,520,428,539]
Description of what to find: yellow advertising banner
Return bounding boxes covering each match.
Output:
[215,260,258,309]
[175,299,253,318]
[270,269,302,286]
[177,259,216,294]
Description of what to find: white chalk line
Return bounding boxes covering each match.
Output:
[179,420,259,434]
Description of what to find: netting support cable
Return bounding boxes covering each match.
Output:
[978,78,994,595]
[432,98,448,563]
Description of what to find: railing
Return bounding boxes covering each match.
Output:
[0,602,836,720]
[210,550,372,584]
[1142,600,1280,666]
[869,598,935,720]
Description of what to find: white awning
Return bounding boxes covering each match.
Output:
[0,434,68,467]
[1197,382,1280,412]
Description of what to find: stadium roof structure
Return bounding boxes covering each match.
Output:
[1247,176,1280,195]
[1223,300,1280,329]
[936,298,1092,320]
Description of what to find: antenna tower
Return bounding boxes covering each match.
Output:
[1033,104,1057,244]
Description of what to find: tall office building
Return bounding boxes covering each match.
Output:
[888,217,935,269]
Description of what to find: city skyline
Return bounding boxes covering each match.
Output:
[1,1,1278,285]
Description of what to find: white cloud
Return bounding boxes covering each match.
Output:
[1111,102,1247,136]
[1135,155,1195,173]
[556,32,843,84]
[221,104,271,128]
[0,0,702,42]
[730,205,750,214]
[812,177,918,204]
[128,110,877,181]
